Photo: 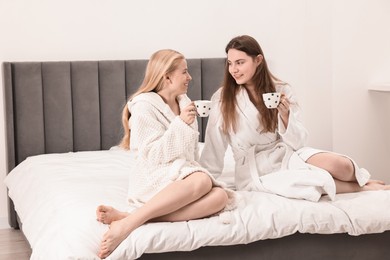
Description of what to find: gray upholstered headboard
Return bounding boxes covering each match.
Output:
[2,58,225,227]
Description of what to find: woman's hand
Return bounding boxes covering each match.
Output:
[180,102,197,125]
[277,94,290,127]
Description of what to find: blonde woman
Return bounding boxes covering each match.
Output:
[96,49,232,258]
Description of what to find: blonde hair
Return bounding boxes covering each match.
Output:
[119,49,185,149]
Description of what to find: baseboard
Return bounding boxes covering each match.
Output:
[0,217,10,229]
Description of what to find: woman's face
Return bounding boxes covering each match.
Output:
[168,59,192,95]
[227,49,260,87]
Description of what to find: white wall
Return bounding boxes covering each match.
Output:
[1,0,386,228]
[332,0,390,184]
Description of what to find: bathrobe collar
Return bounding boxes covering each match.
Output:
[127,92,191,121]
[236,87,262,132]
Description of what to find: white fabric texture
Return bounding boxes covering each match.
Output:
[4,149,390,260]
[200,85,370,201]
[125,92,234,209]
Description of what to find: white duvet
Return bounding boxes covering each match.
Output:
[4,148,390,260]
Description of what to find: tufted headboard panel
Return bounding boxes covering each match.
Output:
[3,58,225,227]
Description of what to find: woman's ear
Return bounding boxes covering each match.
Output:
[256,54,263,65]
[165,74,171,83]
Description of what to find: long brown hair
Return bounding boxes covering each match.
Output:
[119,49,185,149]
[221,35,281,134]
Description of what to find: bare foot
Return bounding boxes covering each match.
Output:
[96,205,129,224]
[98,219,133,258]
[362,180,390,191]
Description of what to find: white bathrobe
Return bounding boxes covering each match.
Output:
[200,85,370,201]
[126,92,234,210]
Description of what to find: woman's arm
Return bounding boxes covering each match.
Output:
[277,84,308,150]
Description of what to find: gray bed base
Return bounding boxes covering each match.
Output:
[3,59,390,259]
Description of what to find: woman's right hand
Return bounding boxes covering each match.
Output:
[277,93,290,128]
[180,102,197,125]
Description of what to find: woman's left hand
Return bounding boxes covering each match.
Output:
[180,102,197,125]
[277,94,290,126]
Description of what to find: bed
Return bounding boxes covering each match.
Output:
[3,59,390,260]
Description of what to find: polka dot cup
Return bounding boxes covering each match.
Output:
[194,100,212,117]
[262,92,281,109]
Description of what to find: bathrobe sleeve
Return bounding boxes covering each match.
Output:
[200,91,229,179]
[131,101,199,165]
[277,84,308,150]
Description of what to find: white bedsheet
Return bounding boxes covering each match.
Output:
[4,149,390,260]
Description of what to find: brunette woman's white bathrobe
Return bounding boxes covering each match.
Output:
[126,92,235,211]
[200,85,370,202]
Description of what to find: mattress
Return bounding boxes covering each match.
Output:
[4,147,390,259]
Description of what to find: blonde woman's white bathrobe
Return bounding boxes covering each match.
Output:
[126,92,235,211]
[200,85,370,202]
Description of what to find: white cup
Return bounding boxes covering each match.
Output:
[194,100,212,117]
[262,92,281,109]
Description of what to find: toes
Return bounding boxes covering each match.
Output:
[99,242,112,259]
[96,213,105,223]
[97,218,106,224]
[98,251,108,259]
[97,205,107,212]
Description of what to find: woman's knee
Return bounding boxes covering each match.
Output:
[340,157,354,173]
[210,187,228,208]
[187,172,213,195]
[308,153,354,177]
[326,156,355,181]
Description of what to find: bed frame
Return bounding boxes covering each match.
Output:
[3,59,390,259]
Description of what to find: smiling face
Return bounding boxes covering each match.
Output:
[227,49,261,89]
[167,59,192,95]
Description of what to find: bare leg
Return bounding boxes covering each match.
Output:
[362,180,390,191]
[96,187,227,224]
[153,187,228,222]
[307,152,390,193]
[98,172,228,258]
[96,205,129,224]
[334,179,390,193]
[306,152,355,182]
[333,179,360,193]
